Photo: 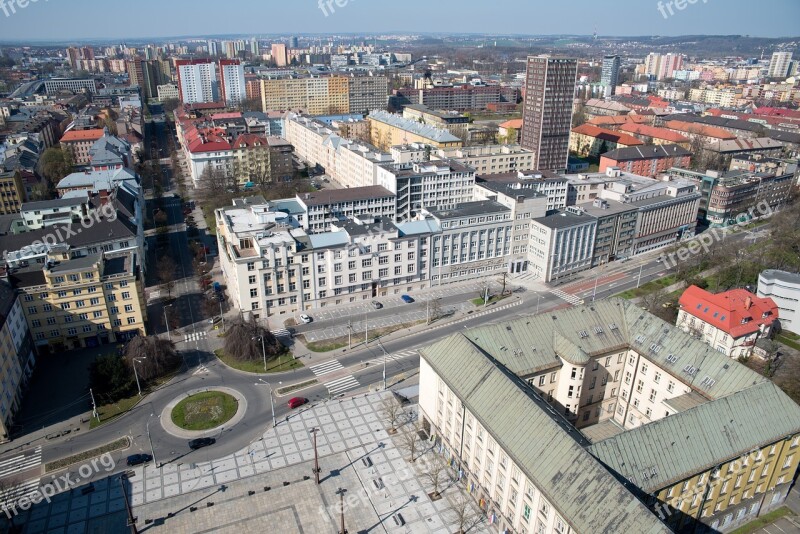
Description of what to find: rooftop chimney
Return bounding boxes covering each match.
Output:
[744,296,752,310]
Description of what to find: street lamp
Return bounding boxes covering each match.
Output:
[253,336,267,372]
[310,427,320,484]
[256,379,276,428]
[146,415,158,467]
[132,357,147,397]
[377,339,387,391]
[336,487,348,534]
[163,303,173,336]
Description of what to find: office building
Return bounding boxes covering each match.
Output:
[43,78,97,95]
[176,59,219,104]
[0,282,35,442]
[520,56,578,171]
[418,299,800,534]
[296,186,396,233]
[600,55,620,95]
[677,285,778,358]
[477,171,569,213]
[768,51,793,78]
[758,270,800,335]
[401,105,469,141]
[157,83,179,102]
[528,212,597,282]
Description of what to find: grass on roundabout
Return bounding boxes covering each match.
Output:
[171,390,238,431]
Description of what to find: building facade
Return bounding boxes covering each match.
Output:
[758,270,800,335]
[0,282,35,442]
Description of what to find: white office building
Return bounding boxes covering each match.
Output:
[758,269,800,334]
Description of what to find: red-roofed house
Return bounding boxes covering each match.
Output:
[677,285,779,358]
[498,119,523,143]
[587,115,652,127]
[569,124,644,157]
[664,120,738,143]
[60,128,106,165]
[618,123,691,149]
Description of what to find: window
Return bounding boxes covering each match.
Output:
[667,381,675,393]
[124,304,133,312]
[654,371,662,384]
[122,292,131,300]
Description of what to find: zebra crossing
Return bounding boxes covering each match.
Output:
[549,288,584,306]
[272,328,291,338]
[192,365,210,376]
[323,375,360,396]
[310,360,345,377]
[366,350,418,367]
[0,446,42,506]
[183,331,208,343]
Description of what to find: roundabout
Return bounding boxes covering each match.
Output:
[159,386,248,439]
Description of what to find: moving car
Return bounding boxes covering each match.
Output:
[126,454,153,466]
[401,295,415,304]
[188,437,216,450]
[288,397,308,409]
[371,301,383,310]
[299,314,313,324]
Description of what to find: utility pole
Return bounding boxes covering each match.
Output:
[336,487,348,534]
[146,417,157,467]
[89,388,99,421]
[132,357,147,397]
[253,335,267,371]
[592,275,599,302]
[347,320,352,349]
[484,285,489,307]
[219,299,225,332]
[378,339,387,391]
[636,264,644,289]
[364,311,368,344]
[163,303,173,337]
[310,428,320,484]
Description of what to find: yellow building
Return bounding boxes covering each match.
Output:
[260,76,349,115]
[0,170,26,215]
[12,251,147,354]
[0,282,35,442]
[367,110,463,151]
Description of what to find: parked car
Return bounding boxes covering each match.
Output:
[208,316,223,325]
[288,397,308,409]
[371,301,383,310]
[126,454,153,466]
[401,295,414,304]
[299,314,312,324]
[188,437,216,450]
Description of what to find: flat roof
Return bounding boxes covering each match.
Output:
[428,200,509,219]
[532,212,596,229]
[298,186,395,207]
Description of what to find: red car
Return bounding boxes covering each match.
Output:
[288,397,307,409]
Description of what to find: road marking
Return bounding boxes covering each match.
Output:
[183,331,207,343]
[271,328,291,338]
[366,350,418,367]
[310,360,345,377]
[192,365,209,376]
[0,478,41,507]
[324,375,360,395]
[549,288,583,305]
[0,446,41,478]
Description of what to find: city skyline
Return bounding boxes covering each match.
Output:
[0,0,798,42]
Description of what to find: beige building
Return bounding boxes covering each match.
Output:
[368,110,463,150]
[231,134,294,186]
[0,170,26,215]
[11,251,147,354]
[419,299,800,534]
[0,282,36,442]
[260,76,349,115]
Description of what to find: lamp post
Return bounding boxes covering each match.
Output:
[310,427,320,484]
[377,339,387,391]
[336,487,348,534]
[132,357,146,397]
[256,379,276,428]
[163,303,173,336]
[146,416,157,467]
[218,299,225,332]
[253,335,267,372]
[536,294,542,315]
[636,264,644,289]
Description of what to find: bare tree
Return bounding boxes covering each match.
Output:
[400,423,422,462]
[449,493,480,534]
[223,317,282,363]
[123,336,181,380]
[639,287,669,315]
[427,298,442,324]
[422,453,450,499]
[476,280,492,303]
[381,397,403,434]
[497,272,509,296]
[157,256,177,298]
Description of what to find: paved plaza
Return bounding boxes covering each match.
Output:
[10,392,492,534]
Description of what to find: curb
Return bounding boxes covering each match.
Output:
[159,387,248,440]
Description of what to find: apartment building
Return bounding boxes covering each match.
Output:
[368,110,463,150]
[176,59,219,104]
[259,76,348,115]
[0,170,25,215]
[295,186,396,233]
[346,74,388,114]
[599,145,692,178]
[401,105,470,141]
[20,196,90,230]
[528,212,597,282]
[219,59,246,107]
[59,128,106,165]
[677,285,779,358]
[8,251,146,354]
[520,56,578,171]
[392,84,518,112]
[390,143,536,175]
[376,160,475,221]
[419,299,800,534]
[758,270,800,335]
[617,124,691,148]
[569,124,644,158]
[768,51,793,78]
[231,134,293,186]
[0,282,35,442]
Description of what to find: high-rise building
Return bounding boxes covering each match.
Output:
[176,59,219,104]
[127,59,159,99]
[520,55,577,171]
[271,43,287,67]
[250,38,259,57]
[219,59,246,107]
[644,52,684,80]
[600,55,620,95]
[66,47,80,68]
[290,36,299,49]
[768,51,793,78]
[207,40,218,56]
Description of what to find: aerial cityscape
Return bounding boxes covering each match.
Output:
[1,1,800,533]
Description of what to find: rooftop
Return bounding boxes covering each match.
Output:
[368,110,462,143]
[297,186,395,207]
[60,129,105,143]
[532,211,596,229]
[427,200,509,220]
[679,285,779,338]
[760,269,800,286]
[601,144,692,162]
[571,124,644,146]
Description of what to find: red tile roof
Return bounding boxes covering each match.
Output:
[619,123,690,144]
[587,115,651,127]
[679,285,778,338]
[571,124,644,146]
[664,120,737,140]
[232,134,268,149]
[499,119,523,129]
[753,107,800,119]
[60,129,105,143]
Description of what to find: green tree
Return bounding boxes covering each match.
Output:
[89,354,135,403]
[41,147,74,185]
[223,317,283,363]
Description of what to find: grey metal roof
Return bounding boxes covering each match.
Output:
[601,144,691,161]
[760,269,800,285]
[427,200,509,220]
[532,212,597,230]
[368,110,462,143]
[420,332,672,534]
[21,197,86,212]
[589,381,800,493]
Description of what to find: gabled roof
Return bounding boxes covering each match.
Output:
[60,129,105,143]
[664,120,737,140]
[618,124,689,144]
[679,285,778,338]
[601,145,692,162]
[589,381,800,493]
[571,124,644,146]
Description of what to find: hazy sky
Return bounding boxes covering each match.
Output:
[0,0,798,42]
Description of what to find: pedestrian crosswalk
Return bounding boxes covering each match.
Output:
[0,446,41,478]
[183,331,208,343]
[0,446,42,506]
[323,375,360,396]
[366,350,417,367]
[272,328,291,338]
[310,360,344,377]
[0,478,41,506]
[549,288,584,306]
[192,365,210,376]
